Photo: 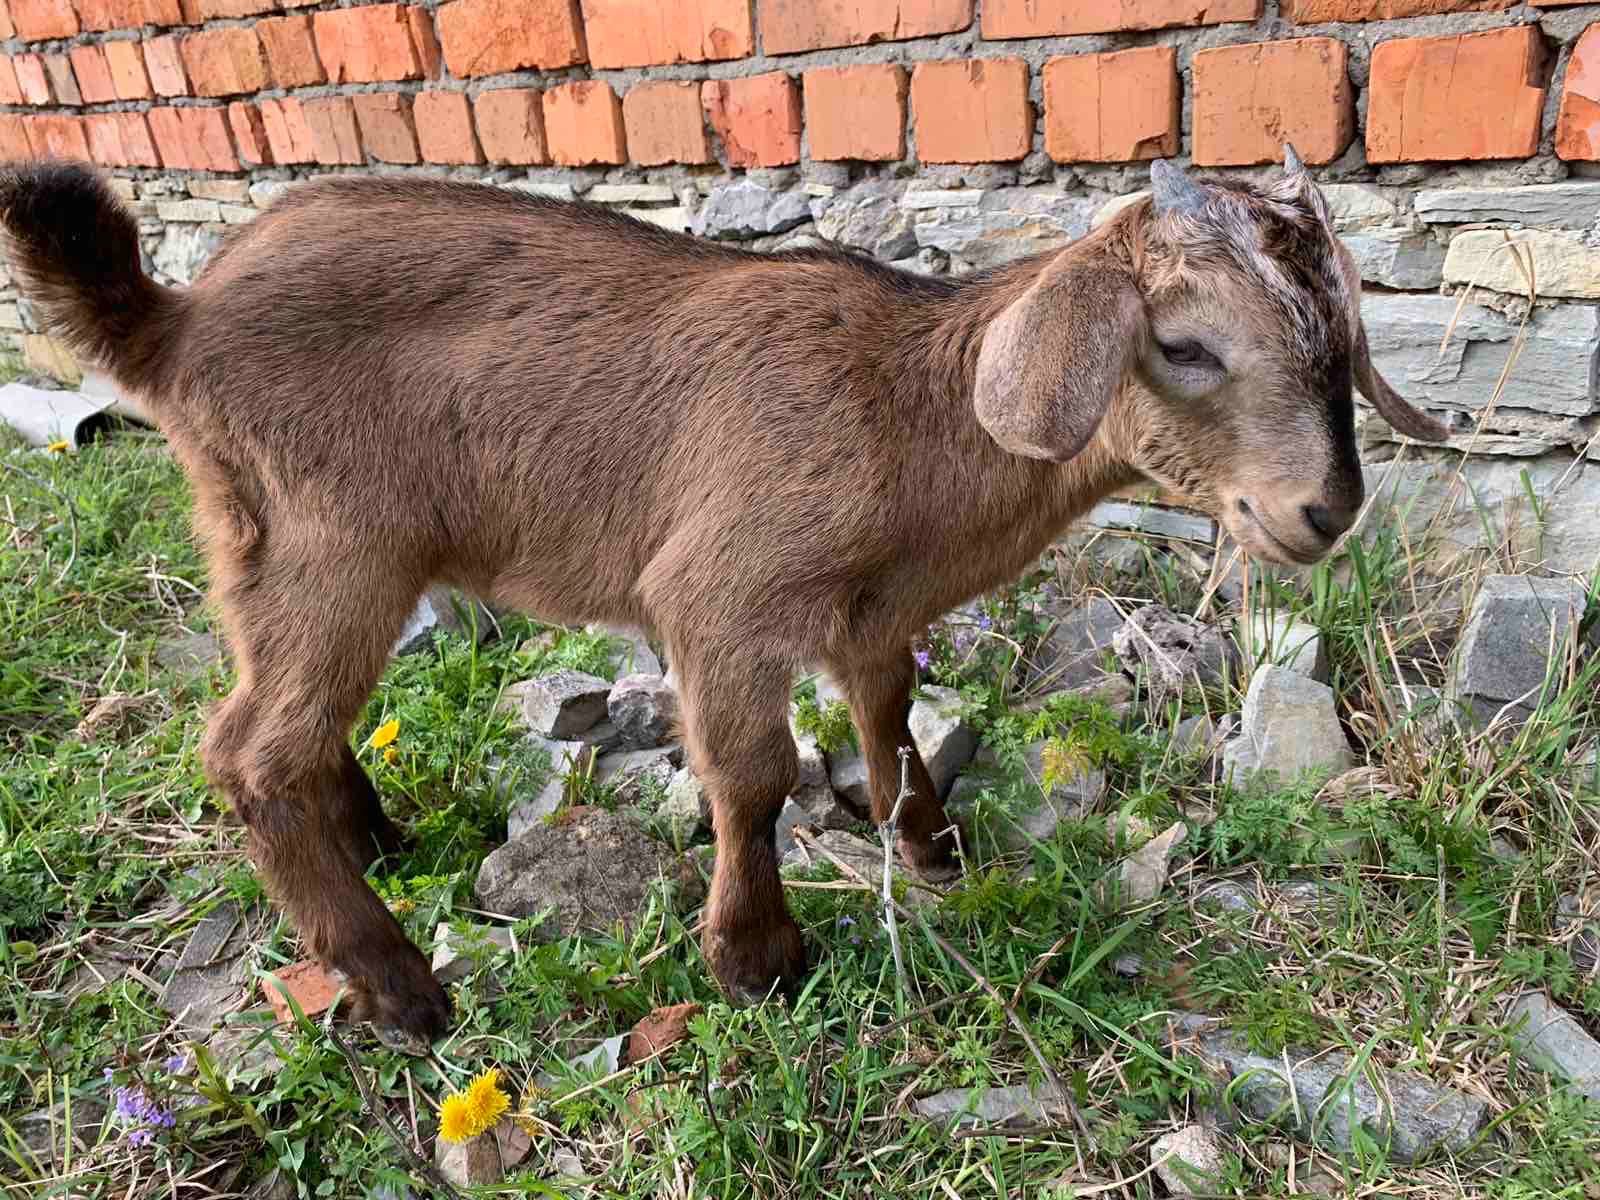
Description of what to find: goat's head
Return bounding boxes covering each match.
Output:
[973,149,1449,566]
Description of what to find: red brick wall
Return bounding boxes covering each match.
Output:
[1,0,1595,175]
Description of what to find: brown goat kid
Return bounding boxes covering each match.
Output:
[1,155,1446,1038]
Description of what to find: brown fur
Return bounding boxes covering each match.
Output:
[0,160,1446,1037]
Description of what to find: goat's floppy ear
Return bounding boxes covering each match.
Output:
[1353,321,1451,442]
[974,258,1144,462]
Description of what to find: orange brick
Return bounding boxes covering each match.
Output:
[258,14,326,88]
[104,41,153,101]
[622,79,710,165]
[42,54,79,105]
[1285,0,1510,17]
[911,58,1031,164]
[803,63,905,162]
[0,0,12,37]
[408,5,442,77]
[414,89,480,163]
[180,105,239,171]
[141,0,188,24]
[0,59,22,106]
[24,114,89,160]
[352,91,418,163]
[146,106,189,168]
[70,0,130,30]
[144,37,189,98]
[9,0,77,41]
[473,87,547,164]
[582,0,750,68]
[763,0,970,55]
[983,0,1258,38]
[702,72,799,168]
[68,45,116,104]
[1044,47,1178,164]
[84,112,126,165]
[0,115,33,160]
[260,96,317,163]
[436,0,584,77]
[14,54,50,105]
[262,961,345,1025]
[314,4,430,82]
[1192,38,1354,166]
[1367,25,1543,163]
[302,95,362,164]
[542,80,625,166]
[197,0,276,17]
[1557,23,1600,161]
[181,28,271,98]
[116,111,160,166]
[227,101,273,164]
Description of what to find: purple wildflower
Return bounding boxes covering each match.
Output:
[112,1084,175,1147]
[913,649,932,671]
[164,1053,189,1074]
[837,915,855,928]
[978,614,993,632]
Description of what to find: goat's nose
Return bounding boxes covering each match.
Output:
[1303,503,1357,543]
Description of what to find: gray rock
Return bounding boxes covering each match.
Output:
[607,673,678,749]
[1087,499,1218,543]
[692,181,809,240]
[659,767,709,842]
[828,743,871,811]
[1359,292,1597,420]
[1415,183,1600,229]
[1113,605,1237,699]
[1556,893,1600,971]
[1221,667,1354,785]
[1509,992,1600,1103]
[789,725,848,824]
[1116,822,1187,907]
[1151,1125,1228,1198]
[815,182,918,259]
[157,198,222,223]
[506,774,567,839]
[1238,611,1328,682]
[773,797,813,859]
[475,808,701,937]
[435,1116,531,1185]
[1172,714,1219,757]
[901,187,985,210]
[248,180,291,209]
[1450,574,1588,725]
[1172,1017,1490,1162]
[594,743,681,804]
[1027,596,1124,691]
[155,630,224,676]
[1340,229,1446,290]
[1322,184,1397,230]
[913,1082,1071,1129]
[538,1033,626,1089]
[159,903,260,1032]
[513,670,612,739]
[1387,683,1461,740]
[15,1098,105,1166]
[205,1021,285,1081]
[913,190,1095,269]
[431,922,514,985]
[908,686,977,798]
[1196,880,1256,914]
[591,623,663,676]
[392,586,492,655]
[948,742,1107,852]
[152,223,223,285]
[588,183,675,204]
[1443,229,1600,300]
[781,828,944,911]
[578,718,626,757]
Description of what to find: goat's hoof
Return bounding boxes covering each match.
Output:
[899,827,963,884]
[341,944,452,1041]
[702,917,807,1007]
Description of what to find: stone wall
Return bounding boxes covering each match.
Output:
[3,1,1600,573]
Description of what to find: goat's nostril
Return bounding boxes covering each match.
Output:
[1303,503,1354,542]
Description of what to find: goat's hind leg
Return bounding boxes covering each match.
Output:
[200,552,448,1038]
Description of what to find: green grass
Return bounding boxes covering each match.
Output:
[3,423,1600,1197]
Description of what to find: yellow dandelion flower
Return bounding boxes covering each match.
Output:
[383,745,399,766]
[437,1092,476,1144]
[368,718,400,749]
[46,439,69,454]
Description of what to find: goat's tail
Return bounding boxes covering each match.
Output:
[0,161,181,396]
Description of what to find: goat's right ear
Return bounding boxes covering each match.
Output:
[973,259,1144,462]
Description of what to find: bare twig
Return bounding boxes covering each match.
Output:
[794,827,1095,1166]
[879,748,919,1005]
[324,1021,464,1199]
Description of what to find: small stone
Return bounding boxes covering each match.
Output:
[1237,611,1328,682]
[475,808,702,938]
[908,686,977,797]
[587,183,675,204]
[591,624,663,676]
[160,903,259,1033]
[506,774,568,840]
[1449,574,1589,727]
[828,743,871,811]
[514,670,612,739]
[774,797,814,858]
[815,181,918,258]
[790,725,849,825]
[578,719,626,756]
[435,1127,506,1185]
[594,744,681,804]
[913,1082,1072,1129]
[1510,992,1600,1102]
[627,1001,703,1065]
[393,586,493,655]
[1221,667,1354,786]
[431,922,515,985]
[1113,953,1143,977]
[1113,605,1237,700]
[260,960,344,1025]
[248,180,291,208]
[1196,880,1255,914]
[659,767,709,843]
[607,673,678,749]
[1556,893,1600,971]
[1151,1125,1227,1198]
[1339,228,1445,290]
[539,1033,627,1088]
[154,630,224,677]
[1116,822,1187,907]
[1171,714,1219,757]
[16,1098,106,1166]
[692,180,809,240]
[1027,596,1124,691]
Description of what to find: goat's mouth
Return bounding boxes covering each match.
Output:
[1227,497,1330,566]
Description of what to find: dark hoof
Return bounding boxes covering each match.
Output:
[899,823,964,884]
[702,916,807,1007]
[337,939,451,1041]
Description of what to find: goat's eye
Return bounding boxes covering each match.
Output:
[1159,339,1221,369]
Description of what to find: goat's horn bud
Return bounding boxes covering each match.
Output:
[1149,159,1204,216]
[1282,142,1306,176]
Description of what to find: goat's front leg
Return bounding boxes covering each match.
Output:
[674,646,807,1004]
[829,650,962,881]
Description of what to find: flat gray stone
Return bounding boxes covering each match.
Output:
[512,670,611,739]
[774,797,813,859]
[1088,499,1218,544]
[16,1099,105,1166]
[815,181,918,259]
[606,674,678,749]
[1222,667,1353,786]
[1340,229,1445,290]
[1172,714,1219,757]
[594,743,681,805]
[913,1082,1071,1129]
[1415,182,1600,228]
[1509,992,1600,1103]
[1114,605,1237,700]
[159,903,261,1033]
[1172,1017,1490,1162]
[431,922,514,985]
[506,773,567,840]
[789,725,850,825]
[1027,596,1124,691]
[659,767,709,843]
[692,180,808,240]
[908,686,977,798]
[1151,1125,1227,1198]
[1238,611,1328,682]
[1449,574,1588,724]
[1117,822,1187,907]
[828,744,871,811]
[1556,893,1600,971]
[947,742,1107,853]
[392,586,492,656]
[152,223,223,285]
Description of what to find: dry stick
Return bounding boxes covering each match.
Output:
[324,1021,465,1200]
[880,748,918,1005]
[793,827,1095,1167]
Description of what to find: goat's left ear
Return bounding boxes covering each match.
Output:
[974,257,1144,462]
